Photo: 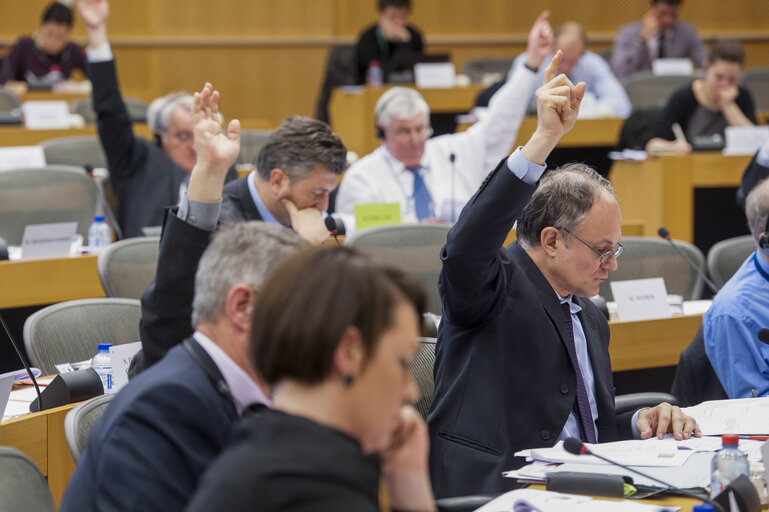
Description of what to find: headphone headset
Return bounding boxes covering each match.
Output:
[373,87,425,140]
[760,214,769,254]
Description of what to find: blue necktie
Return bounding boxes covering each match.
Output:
[560,301,597,444]
[407,166,432,220]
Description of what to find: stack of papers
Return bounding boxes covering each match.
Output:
[474,488,679,512]
[683,397,769,436]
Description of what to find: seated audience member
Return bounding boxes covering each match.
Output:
[60,83,308,512]
[428,51,700,498]
[219,115,348,245]
[77,0,237,238]
[645,39,756,156]
[356,0,424,84]
[187,246,435,512]
[611,0,707,80]
[738,140,769,210]
[335,12,551,229]
[508,21,631,118]
[703,178,769,398]
[0,2,87,96]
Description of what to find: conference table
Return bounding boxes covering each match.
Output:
[328,84,624,156]
[610,152,752,245]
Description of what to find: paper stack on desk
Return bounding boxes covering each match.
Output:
[473,488,680,512]
[682,397,769,436]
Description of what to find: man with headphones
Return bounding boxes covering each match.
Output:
[703,176,769,399]
[334,12,553,231]
[78,0,237,238]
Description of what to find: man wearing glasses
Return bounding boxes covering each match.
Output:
[334,12,554,230]
[428,51,699,498]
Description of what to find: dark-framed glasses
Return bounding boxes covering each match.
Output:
[560,227,624,264]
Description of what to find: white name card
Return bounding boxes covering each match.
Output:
[22,100,70,129]
[20,221,77,259]
[110,342,142,393]
[723,126,769,156]
[652,58,694,76]
[610,277,672,322]
[0,145,46,171]
[414,62,456,89]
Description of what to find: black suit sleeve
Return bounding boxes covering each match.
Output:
[440,159,536,328]
[139,214,212,368]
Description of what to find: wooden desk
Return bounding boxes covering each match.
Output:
[0,255,105,309]
[610,153,751,244]
[0,403,77,507]
[0,124,153,147]
[609,314,702,372]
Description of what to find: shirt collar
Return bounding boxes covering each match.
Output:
[380,145,431,174]
[246,170,281,225]
[555,291,584,315]
[192,330,271,414]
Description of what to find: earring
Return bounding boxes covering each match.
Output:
[342,374,354,386]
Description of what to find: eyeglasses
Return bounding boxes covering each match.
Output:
[560,227,624,265]
[389,126,434,141]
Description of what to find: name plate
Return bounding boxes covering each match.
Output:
[22,100,70,129]
[110,342,142,393]
[21,221,77,259]
[610,277,672,322]
[723,126,769,156]
[652,58,694,76]
[414,62,456,89]
[355,203,402,232]
[0,145,46,171]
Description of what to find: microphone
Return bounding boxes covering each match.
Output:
[0,313,43,412]
[563,438,729,512]
[657,227,719,294]
[758,329,769,345]
[324,214,346,236]
[449,153,457,223]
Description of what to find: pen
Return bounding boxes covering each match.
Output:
[739,435,769,441]
[752,389,759,398]
[671,122,687,145]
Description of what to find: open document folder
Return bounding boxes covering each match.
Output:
[473,488,679,512]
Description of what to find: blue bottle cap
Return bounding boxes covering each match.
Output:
[97,343,113,351]
[692,504,715,512]
[94,215,105,222]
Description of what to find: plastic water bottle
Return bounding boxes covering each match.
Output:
[91,343,114,394]
[366,60,383,86]
[710,434,749,499]
[88,215,112,252]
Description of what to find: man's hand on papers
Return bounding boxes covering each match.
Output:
[636,402,702,441]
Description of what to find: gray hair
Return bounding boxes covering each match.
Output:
[256,116,347,182]
[374,87,430,130]
[746,177,769,245]
[191,221,308,326]
[147,92,194,135]
[517,163,616,250]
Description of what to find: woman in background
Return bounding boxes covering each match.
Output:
[186,246,436,512]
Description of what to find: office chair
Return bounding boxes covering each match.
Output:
[707,235,755,289]
[64,393,115,462]
[346,224,451,315]
[0,88,22,112]
[237,129,271,166]
[41,135,108,169]
[409,337,437,420]
[0,447,56,511]
[97,236,160,299]
[71,97,148,124]
[461,58,515,83]
[671,325,728,407]
[0,165,99,245]
[741,67,769,112]
[598,236,706,301]
[24,298,142,375]
[315,44,357,124]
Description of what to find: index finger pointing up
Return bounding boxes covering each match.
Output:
[544,49,562,84]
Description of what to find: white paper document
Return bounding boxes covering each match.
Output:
[110,342,142,393]
[20,221,77,259]
[22,100,70,129]
[473,488,679,512]
[682,396,769,435]
[722,126,769,156]
[517,439,696,467]
[0,145,46,171]
[414,62,456,88]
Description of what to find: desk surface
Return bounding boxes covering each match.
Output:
[0,123,152,147]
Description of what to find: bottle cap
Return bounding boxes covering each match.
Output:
[97,343,113,351]
[722,433,740,446]
[370,60,380,67]
[94,215,105,222]
[692,505,715,512]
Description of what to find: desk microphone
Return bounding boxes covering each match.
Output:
[657,227,719,294]
[564,438,746,512]
[324,214,346,245]
[0,313,43,411]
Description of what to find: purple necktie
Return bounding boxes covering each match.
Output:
[560,301,597,444]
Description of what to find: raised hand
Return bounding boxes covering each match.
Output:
[525,11,554,70]
[536,50,586,139]
[75,0,109,32]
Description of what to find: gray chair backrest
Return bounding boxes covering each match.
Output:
[237,129,271,165]
[741,67,769,112]
[64,393,114,462]
[24,298,142,375]
[345,224,451,315]
[622,71,697,110]
[0,447,56,511]
[97,236,160,299]
[0,89,21,112]
[41,135,108,169]
[409,337,436,420]
[71,97,148,123]
[707,235,755,289]
[598,236,705,301]
[462,57,514,83]
[0,166,99,245]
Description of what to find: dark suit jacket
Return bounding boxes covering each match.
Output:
[737,152,769,210]
[90,59,236,238]
[60,339,238,512]
[187,408,381,512]
[220,176,265,224]
[427,159,633,498]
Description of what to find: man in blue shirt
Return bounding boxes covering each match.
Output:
[508,22,632,118]
[704,177,769,398]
